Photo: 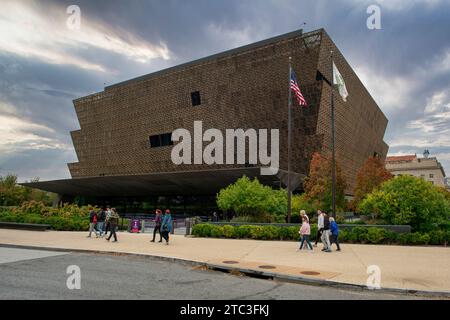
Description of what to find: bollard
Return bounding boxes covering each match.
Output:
[171,219,175,235]
[141,219,145,233]
[185,218,191,236]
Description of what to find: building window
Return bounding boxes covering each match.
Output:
[191,91,201,106]
[149,133,173,148]
[429,174,434,178]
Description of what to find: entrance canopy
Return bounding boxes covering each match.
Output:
[21,168,304,197]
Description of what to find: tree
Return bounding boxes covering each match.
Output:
[352,156,392,211]
[303,152,347,213]
[216,176,287,221]
[0,174,21,206]
[0,174,53,206]
[359,175,450,232]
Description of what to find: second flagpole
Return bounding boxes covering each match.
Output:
[330,51,337,219]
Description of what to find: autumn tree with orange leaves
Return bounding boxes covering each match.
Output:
[351,156,393,211]
[303,152,347,213]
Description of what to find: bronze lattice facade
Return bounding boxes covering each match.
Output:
[66,28,387,194]
[24,28,387,202]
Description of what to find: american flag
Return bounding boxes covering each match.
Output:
[290,70,307,106]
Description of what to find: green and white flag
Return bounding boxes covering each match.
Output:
[332,62,348,102]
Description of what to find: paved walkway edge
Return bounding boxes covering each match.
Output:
[1,243,449,298]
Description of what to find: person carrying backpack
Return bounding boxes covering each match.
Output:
[161,209,172,245]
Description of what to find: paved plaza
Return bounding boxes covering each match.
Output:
[0,229,449,295]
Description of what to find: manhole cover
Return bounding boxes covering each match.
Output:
[259,265,276,269]
[222,260,239,264]
[301,271,320,276]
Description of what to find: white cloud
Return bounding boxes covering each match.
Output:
[353,65,417,114]
[0,110,72,154]
[424,90,450,114]
[0,1,171,72]
[345,0,449,11]
[376,0,446,10]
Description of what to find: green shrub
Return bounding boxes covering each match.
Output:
[310,225,318,240]
[278,226,291,240]
[359,175,450,232]
[384,230,399,244]
[191,224,204,237]
[235,225,252,239]
[339,229,349,242]
[189,223,448,246]
[350,227,368,243]
[261,225,280,240]
[249,226,263,239]
[418,233,431,245]
[366,228,386,244]
[222,225,235,238]
[288,226,300,240]
[217,176,287,221]
[210,225,224,238]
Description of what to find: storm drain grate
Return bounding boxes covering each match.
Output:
[258,265,276,269]
[222,260,239,264]
[301,271,321,276]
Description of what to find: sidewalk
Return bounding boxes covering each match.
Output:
[0,229,449,295]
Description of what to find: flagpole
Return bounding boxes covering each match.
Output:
[287,56,292,223]
[330,50,337,219]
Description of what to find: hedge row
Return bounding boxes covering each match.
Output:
[191,224,450,246]
[0,213,130,231]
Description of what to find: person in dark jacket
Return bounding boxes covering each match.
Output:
[314,210,324,246]
[161,209,173,245]
[104,207,112,237]
[329,217,341,251]
[106,208,119,242]
[320,213,332,252]
[97,208,106,237]
[87,210,99,238]
[150,209,163,242]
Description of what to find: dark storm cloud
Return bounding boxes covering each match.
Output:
[1,0,450,181]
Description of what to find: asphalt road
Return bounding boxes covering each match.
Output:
[0,247,429,300]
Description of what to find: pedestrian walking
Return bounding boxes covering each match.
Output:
[298,216,313,251]
[104,207,112,237]
[300,210,309,223]
[150,209,163,242]
[97,208,106,237]
[321,213,332,252]
[87,209,99,238]
[314,210,324,247]
[329,217,341,251]
[106,208,120,242]
[161,209,172,245]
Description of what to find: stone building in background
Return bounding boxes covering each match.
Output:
[386,154,447,187]
[23,28,388,214]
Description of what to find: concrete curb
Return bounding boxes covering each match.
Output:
[1,243,449,299]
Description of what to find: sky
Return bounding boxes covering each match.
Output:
[0,0,449,182]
